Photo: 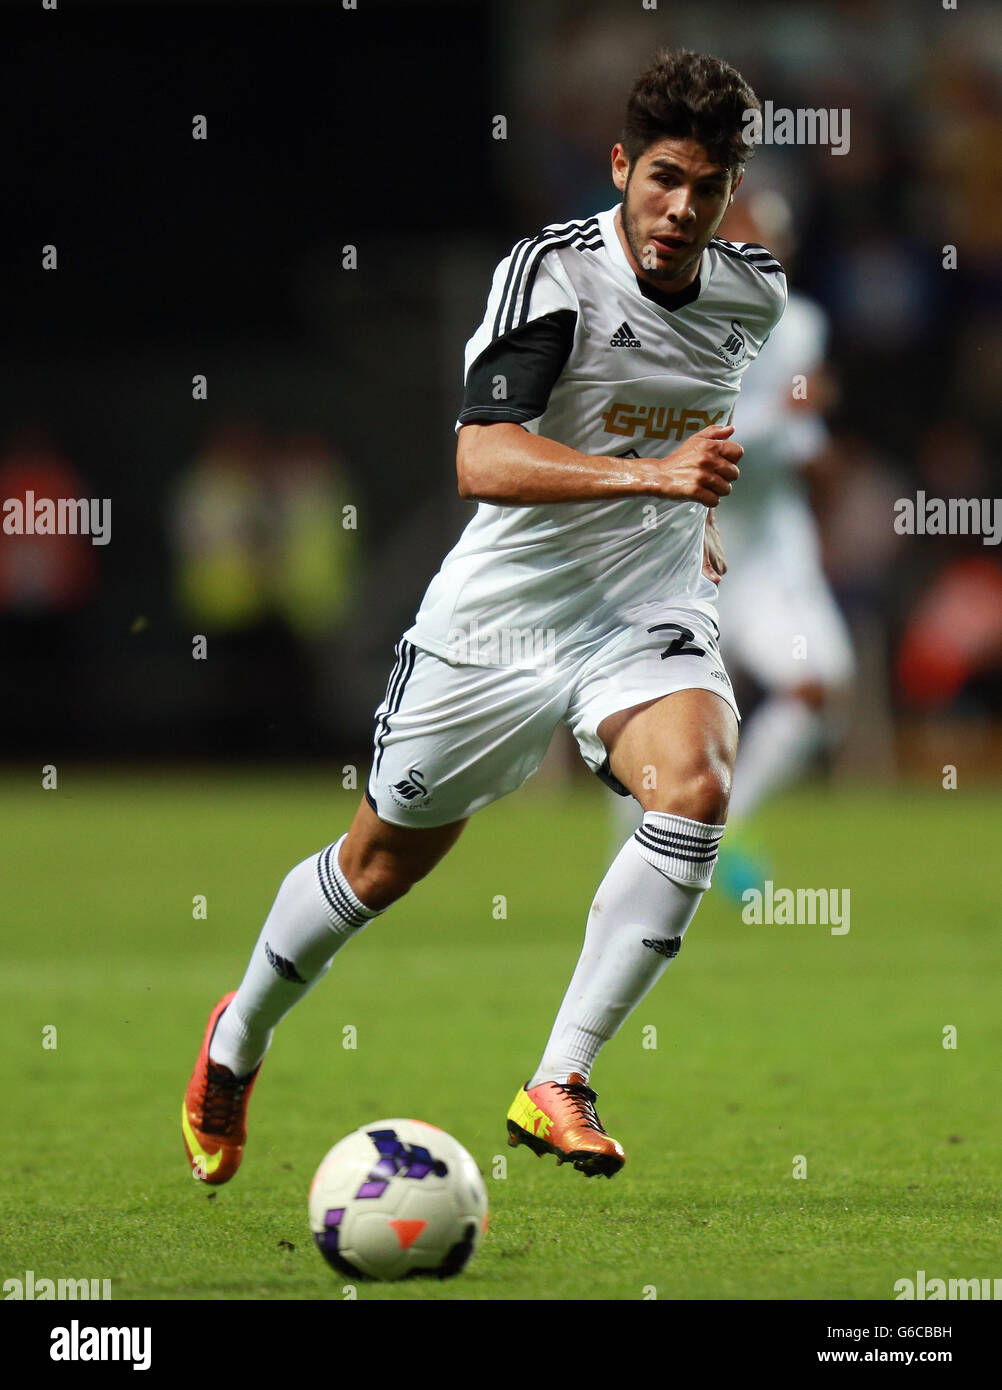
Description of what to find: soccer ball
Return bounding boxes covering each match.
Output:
[308,1118,489,1281]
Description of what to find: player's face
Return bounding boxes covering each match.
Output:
[612,137,741,290]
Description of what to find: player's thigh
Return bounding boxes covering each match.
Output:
[367,642,564,822]
[567,606,739,819]
[600,687,739,819]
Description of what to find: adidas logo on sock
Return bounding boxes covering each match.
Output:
[641,936,682,959]
[609,320,642,348]
[265,941,306,983]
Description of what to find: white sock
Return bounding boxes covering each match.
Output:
[727,695,824,824]
[209,836,381,1075]
[528,813,723,1088]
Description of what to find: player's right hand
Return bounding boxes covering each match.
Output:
[655,424,742,507]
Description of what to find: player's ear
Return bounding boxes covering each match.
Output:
[611,143,630,192]
[729,169,744,202]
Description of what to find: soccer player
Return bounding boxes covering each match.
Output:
[182,49,787,1182]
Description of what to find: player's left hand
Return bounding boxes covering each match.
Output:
[702,510,727,584]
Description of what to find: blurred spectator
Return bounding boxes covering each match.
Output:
[268,432,358,639]
[0,431,100,753]
[168,422,358,754]
[897,557,1002,711]
[811,430,908,617]
[170,422,273,634]
[0,431,98,614]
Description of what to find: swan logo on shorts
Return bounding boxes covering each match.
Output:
[389,767,432,810]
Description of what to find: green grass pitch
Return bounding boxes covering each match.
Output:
[2,770,999,1301]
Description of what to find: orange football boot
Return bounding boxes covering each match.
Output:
[182,992,261,1185]
[506,1073,625,1178]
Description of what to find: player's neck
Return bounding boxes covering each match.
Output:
[613,206,701,296]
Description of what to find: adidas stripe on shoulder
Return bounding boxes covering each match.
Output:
[710,237,785,276]
[492,217,602,340]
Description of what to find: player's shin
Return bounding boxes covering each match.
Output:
[528,812,723,1087]
[209,834,383,1075]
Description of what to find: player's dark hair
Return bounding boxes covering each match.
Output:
[622,49,760,173]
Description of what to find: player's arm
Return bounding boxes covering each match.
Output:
[457,421,741,507]
[456,244,740,506]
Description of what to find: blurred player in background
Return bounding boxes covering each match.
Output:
[613,193,854,894]
[714,194,854,893]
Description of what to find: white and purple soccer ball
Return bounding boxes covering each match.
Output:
[308,1119,489,1281]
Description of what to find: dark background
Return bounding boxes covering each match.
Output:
[2,0,1000,769]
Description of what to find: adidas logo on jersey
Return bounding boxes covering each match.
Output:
[609,321,642,348]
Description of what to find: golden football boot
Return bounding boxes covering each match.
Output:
[182,992,261,1185]
[506,1073,625,1178]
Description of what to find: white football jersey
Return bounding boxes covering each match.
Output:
[404,204,787,668]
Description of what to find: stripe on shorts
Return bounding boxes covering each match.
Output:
[373,639,417,774]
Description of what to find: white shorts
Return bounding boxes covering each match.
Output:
[366,604,738,828]
[716,495,855,690]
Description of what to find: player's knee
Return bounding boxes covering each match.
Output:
[645,763,731,824]
[788,680,829,711]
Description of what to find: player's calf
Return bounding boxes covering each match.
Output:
[181,802,466,1183]
[511,691,734,1177]
[338,797,467,910]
